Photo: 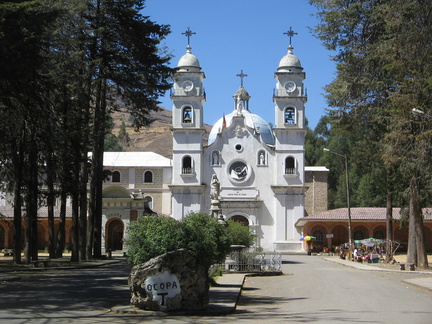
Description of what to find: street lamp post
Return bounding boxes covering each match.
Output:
[323,148,353,249]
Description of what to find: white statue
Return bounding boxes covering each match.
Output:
[236,95,243,114]
[259,152,265,165]
[212,151,219,165]
[210,174,220,201]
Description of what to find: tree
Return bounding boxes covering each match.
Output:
[104,134,123,152]
[84,0,173,258]
[310,0,432,268]
[117,121,131,147]
[0,0,63,263]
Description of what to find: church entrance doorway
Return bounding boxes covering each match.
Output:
[107,219,124,251]
[230,215,249,226]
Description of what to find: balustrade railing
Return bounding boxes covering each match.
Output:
[181,167,193,175]
[216,249,282,273]
[285,168,296,175]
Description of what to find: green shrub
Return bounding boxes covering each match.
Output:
[182,212,231,268]
[125,212,231,268]
[226,219,256,247]
[124,215,185,265]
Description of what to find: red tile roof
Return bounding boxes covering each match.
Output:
[303,207,432,221]
[0,206,73,219]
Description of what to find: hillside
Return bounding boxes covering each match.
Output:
[111,106,212,159]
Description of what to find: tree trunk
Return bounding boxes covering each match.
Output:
[89,72,107,258]
[55,189,67,258]
[385,170,393,263]
[70,159,80,262]
[30,144,39,261]
[79,155,88,261]
[12,150,23,264]
[407,176,418,264]
[406,175,428,269]
[47,152,56,258]
[25,143,39,262]
[70,190,80,262]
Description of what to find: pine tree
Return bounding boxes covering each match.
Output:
[311,0,432,268]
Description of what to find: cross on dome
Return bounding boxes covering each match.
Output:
[182,27,196,46]
[236,70,248,87]
[283,27,298,46]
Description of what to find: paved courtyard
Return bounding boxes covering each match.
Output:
[0,255,431,323]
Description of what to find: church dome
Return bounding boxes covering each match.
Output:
[177,45,201,72]
[278,45,303,72]
[208,110,275,147]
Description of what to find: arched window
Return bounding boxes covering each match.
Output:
[312,230,324,244]
[112,171,121,182]
[211,150,220,165]
[183,107,192,123]
[145,196,153,210]
[182,156,193,174]
[258,150,266,165]
[285,107,295,124]
[374,230,385,240]
[144,171,153,183]
[285,157,296,174]
[0,225,5,249]
[354,230,364,241]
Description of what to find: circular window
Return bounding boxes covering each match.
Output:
[235,144,242,151]
[228,160,249,181]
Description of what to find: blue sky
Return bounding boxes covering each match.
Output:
[143,0,336,130]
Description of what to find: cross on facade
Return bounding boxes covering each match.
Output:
[236,70,248,87]
[283,27,298,45]
[182,27,196,46]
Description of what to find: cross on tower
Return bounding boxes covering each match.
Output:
[236,70,248,87]
[182,27,196,46]
[283,27,298,45]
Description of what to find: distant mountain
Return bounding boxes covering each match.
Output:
[111,106,212,159]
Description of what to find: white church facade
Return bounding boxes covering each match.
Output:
[169,37,310,252]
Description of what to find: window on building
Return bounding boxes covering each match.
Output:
[285,156,296,174]
[285,107,295,124]
[312,230,324,244]
[144,171,153,183]
[182,156,193,174]
[354,230,364,241]
[145,196,153,210]
[183,107,192,123]
[112,171,121,182]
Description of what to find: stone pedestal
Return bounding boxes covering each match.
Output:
[128,249,209,312]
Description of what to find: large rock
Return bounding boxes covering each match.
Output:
[128,249,209,312]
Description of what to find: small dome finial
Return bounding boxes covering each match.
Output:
[288,44,294,55]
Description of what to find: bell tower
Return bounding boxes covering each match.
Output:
[170,28,206,219]
[272,29,307,251]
